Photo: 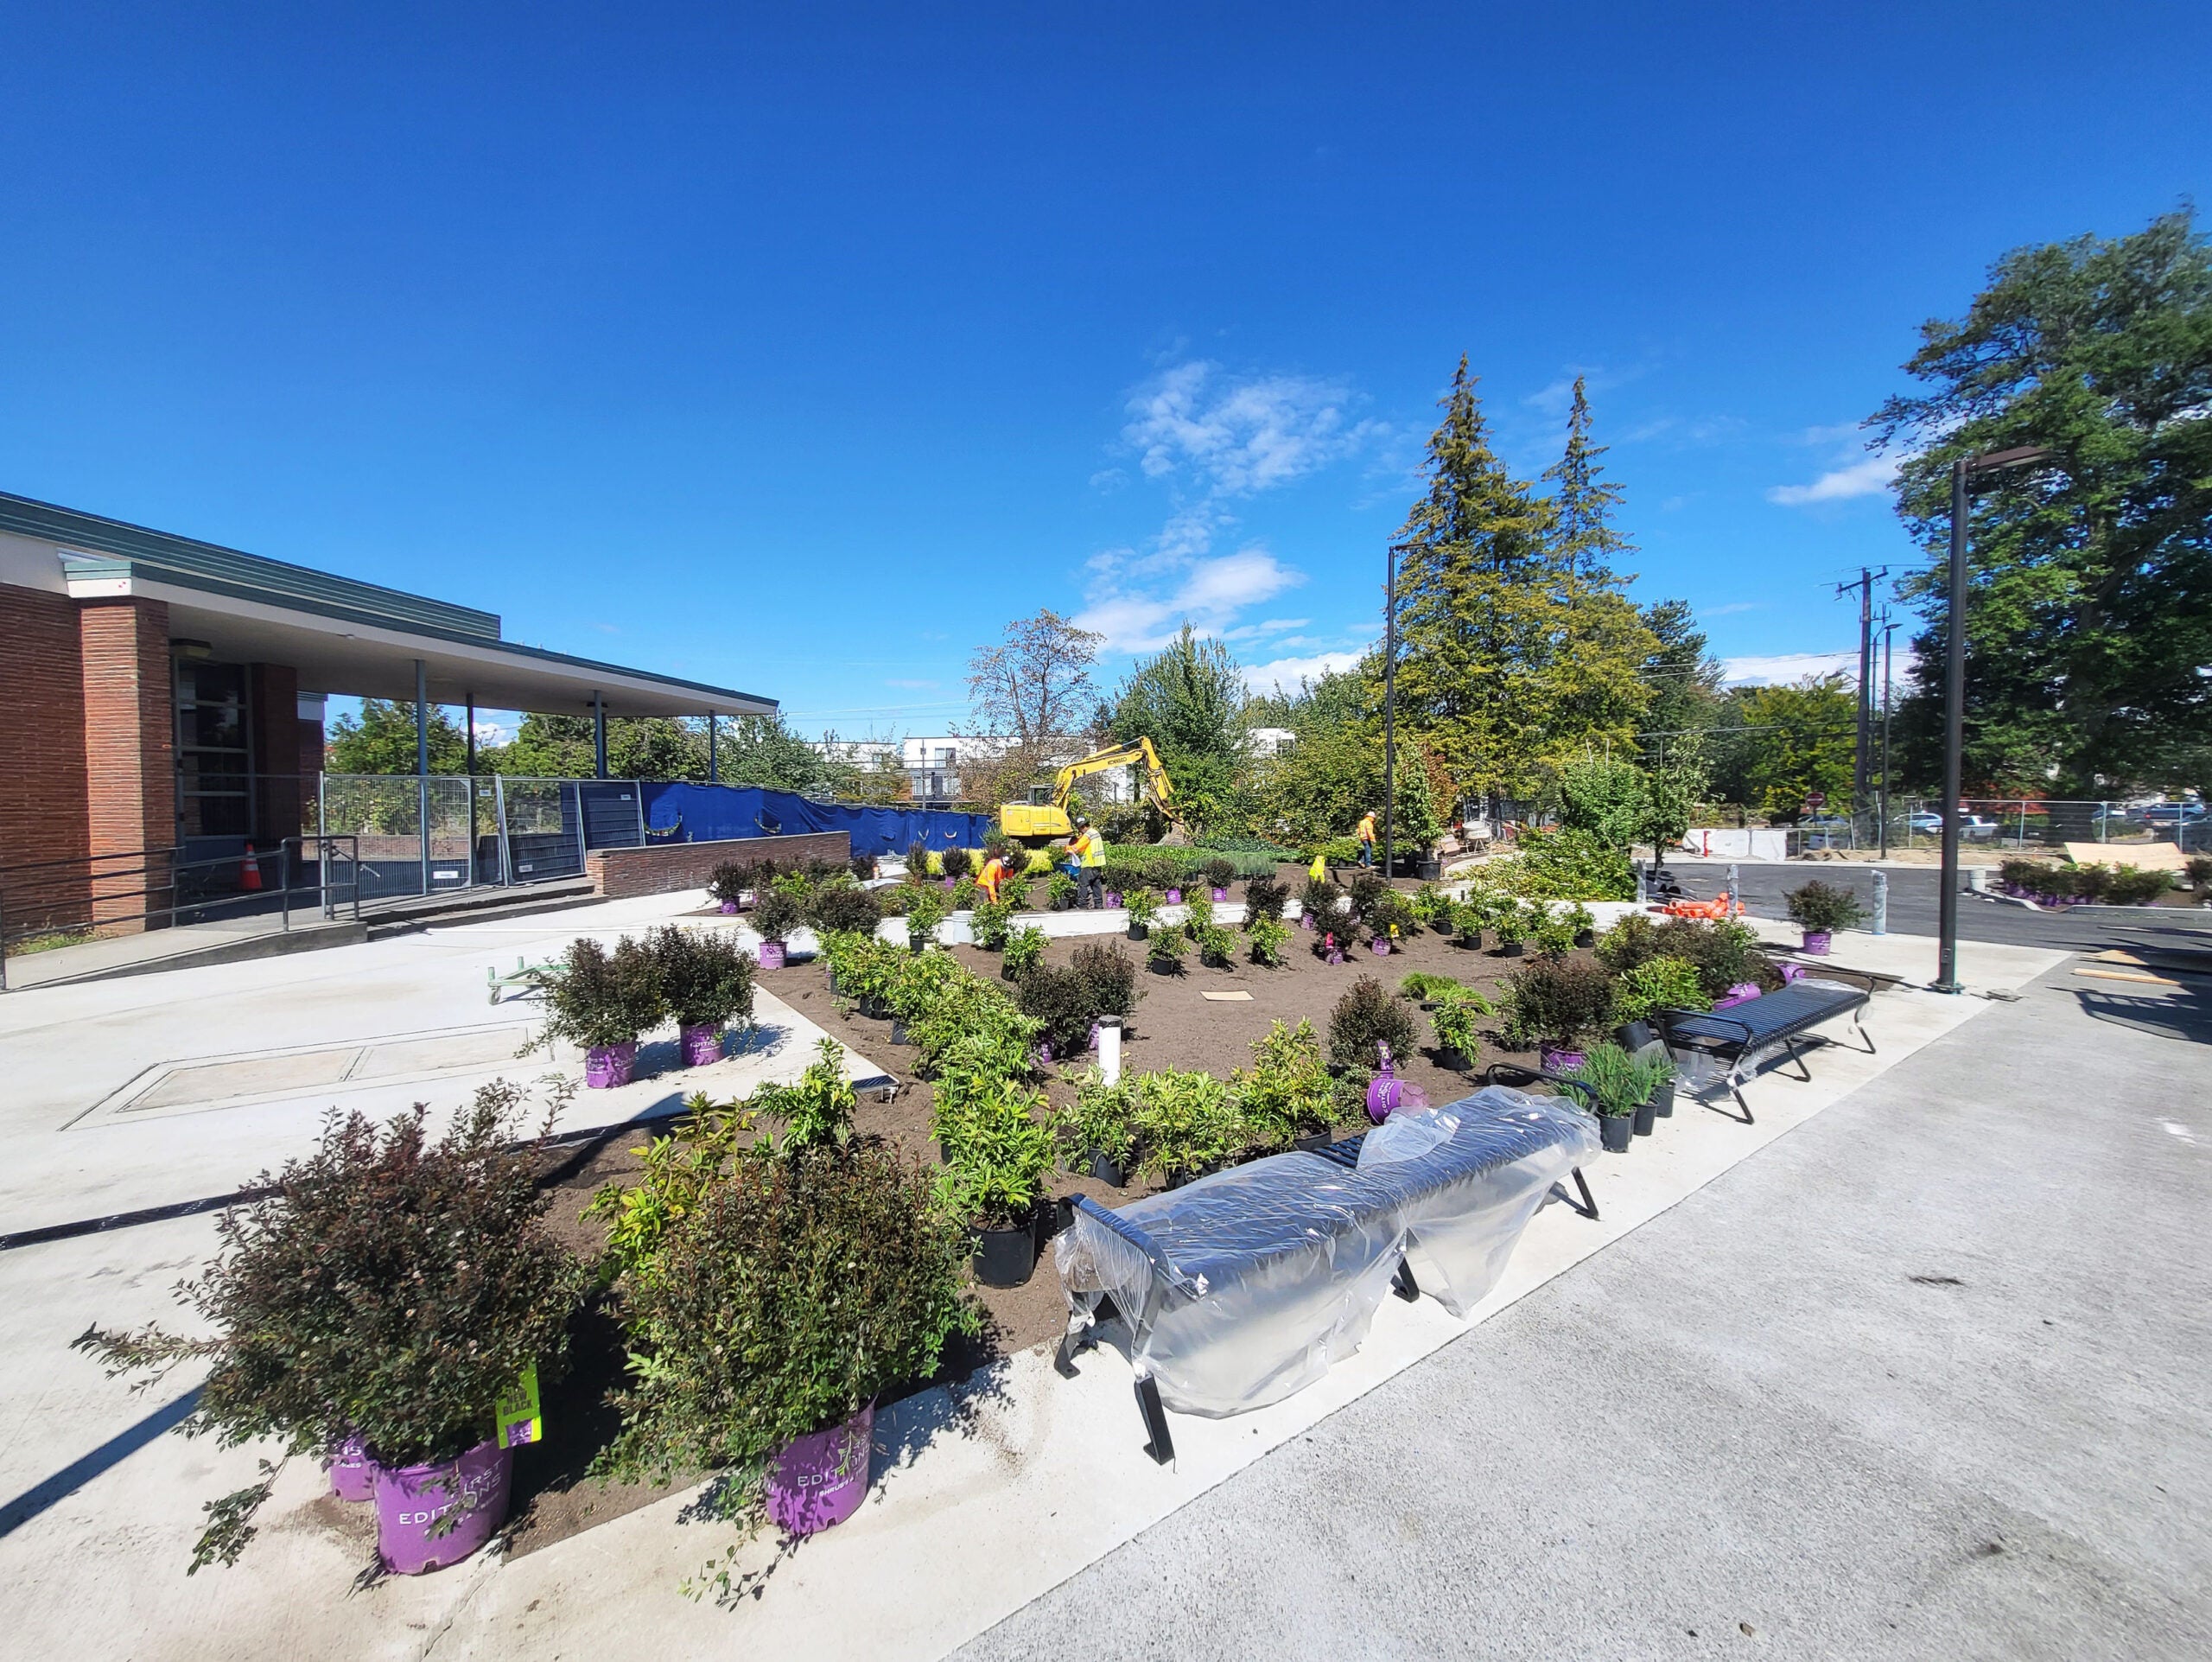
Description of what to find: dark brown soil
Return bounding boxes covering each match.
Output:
[503,882,1551,1557]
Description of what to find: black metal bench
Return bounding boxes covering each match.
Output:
[1655,970,1878,1124]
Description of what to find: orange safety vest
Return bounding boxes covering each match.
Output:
[1357,814,1376,844]
[978,857,1007,901]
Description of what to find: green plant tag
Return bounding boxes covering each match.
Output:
[495,1364,543,1449]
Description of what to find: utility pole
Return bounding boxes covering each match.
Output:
[1835,568,1886,828]
[1877,609,1897,859]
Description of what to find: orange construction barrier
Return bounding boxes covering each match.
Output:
[1659,895,1738,920]
[238,844,263,893]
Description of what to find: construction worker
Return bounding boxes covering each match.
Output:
[977,846,1014,905]
[1071,816,1106,909]
[1356,809,1378,868]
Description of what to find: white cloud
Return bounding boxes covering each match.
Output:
[1123,361,1379,495]
[1768,452,1897,506]
[1720,651,1859,687]
[471,718,517,745]
[1075,550,1306,654]
[1242,650,1365,695]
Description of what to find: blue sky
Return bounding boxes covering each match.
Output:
[3,3,2205,742]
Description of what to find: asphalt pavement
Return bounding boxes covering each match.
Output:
[957,958,2212,1661]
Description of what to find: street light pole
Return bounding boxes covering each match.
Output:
[1937,445,2055,994]
[1877,609,1896,860]
[1382,541,1402,880]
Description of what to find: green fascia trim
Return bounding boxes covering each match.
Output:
[7,490,499,640]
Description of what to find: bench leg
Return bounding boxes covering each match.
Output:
[1135,1375,1175,1465]
[1849,1009,1877,1054]
[1552,1166,1599,1221]
[1779,1038,1815,1082]
[1392,1258,1420,1302]
[1053,1321,1096,1379]
[1719,1060,1755,1124]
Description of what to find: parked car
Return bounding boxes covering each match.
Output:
[1905,810,1942,835]
[1904,810,1998,840]
[2139,802,2206,825]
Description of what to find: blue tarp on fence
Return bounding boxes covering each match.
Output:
[638,783,995,857]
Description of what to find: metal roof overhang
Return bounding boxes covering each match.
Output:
[67,568,776,719]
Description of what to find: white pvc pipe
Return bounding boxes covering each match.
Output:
[1097,1016,1123,1086]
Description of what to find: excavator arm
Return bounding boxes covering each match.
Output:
[999,739,1178,843]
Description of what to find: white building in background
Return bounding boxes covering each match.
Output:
[1247,727,1296,758]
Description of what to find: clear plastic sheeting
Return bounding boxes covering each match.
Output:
[1054,1088,1599,1417]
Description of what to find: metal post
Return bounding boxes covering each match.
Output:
[1872,869,1888,935]
[1937,461,1967,994]
[1877,614,1895,859]
[464,697,477,889]
[708,712,719,784]
[1382,542,1399,881]
[1726,862,1739,914]
[1852,570,1872,818]
[493,774,513,886]
[318,770,330,918]
[593,693,607,780]
[416,659,432,900]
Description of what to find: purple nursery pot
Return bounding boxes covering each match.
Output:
[719,900,739,915]
[328,1434,375,1502]
[680,1022,723,1066]
[372,1439,513,1576]
[1103,889,1122,908]
[1299,913,1315,931]
[1539,1045,1586,1074]
[1713,983,1763,1010]
[1165,888,1183,904]
[765,1405,874,1537]
[584,1041,638,1089]
[1370,939,1391,957]
[1777,961,1809,984]
[1800,929,1833,956]
[757,940,787,971]
[1211,887,1229,902]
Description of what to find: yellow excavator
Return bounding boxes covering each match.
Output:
[998,739,1178,844]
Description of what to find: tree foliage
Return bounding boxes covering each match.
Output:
[1707,675,1857,818]
[1873,208,2212,795]
[967,609,1102,747]
[1390,358,1656,802]
[324,699,471,774]
[1108,623,1250,831]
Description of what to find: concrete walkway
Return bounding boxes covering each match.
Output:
[957,954,2212,1659]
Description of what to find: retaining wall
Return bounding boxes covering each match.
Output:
[585,831,851,900]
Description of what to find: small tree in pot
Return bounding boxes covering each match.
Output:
[1784,880,1866,954]
[651,926,755,1067]
[76,1086,588,1575]
[1429,987,1495,1072]
[532,934,666,1087]
[748,888,804,971]
[708,861,749,914]
[808,881,881,939]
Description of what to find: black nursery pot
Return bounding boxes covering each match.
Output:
[1650,1081,1675,1118]
[1632,1098,1657,1137]
[1149,958,1181,976]
[1439,1048,1472,1073]
[1497,940,1525,958]
[1574,929,1597,948]
[1615,1019,1657,1052]
[1089,1149,1130,1187]
[1127,924,1147,941]
[891,1018,912,1045]
[974,1215,1039,1287]
[1600,1114,1634,1153]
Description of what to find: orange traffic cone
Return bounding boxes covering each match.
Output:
[239,844,263,892]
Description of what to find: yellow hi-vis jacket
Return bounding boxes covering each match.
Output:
[1357,813,1377,844]
[1073,829,1105,867]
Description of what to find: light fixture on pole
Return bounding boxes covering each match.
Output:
[1937,444,2056,994]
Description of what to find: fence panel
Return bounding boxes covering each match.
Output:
[317,774,474,902]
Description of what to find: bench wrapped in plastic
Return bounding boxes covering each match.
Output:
[1053,1088,1598,1417]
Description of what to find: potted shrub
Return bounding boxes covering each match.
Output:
[1124,886,1160,941]
[1225,1020,1333,1153]
[748,888,804,971]
[1610,955,1708,1048]
[906,837,931,878]
[1101,860,1135,910]
[1047,869,1078,912]
[1249,914,1291,966]
[849,852,879,881]
[1243,874,1287,923]
[597,1124,976,1538]
[1529,906,1580,958]
[1363,891,1414,956]
[1505,955,1615,1073]
[533,934,666,1087]
[1016,961,1095,1060]
[77,1086,587,1575]
[1147,925,1187,977]
[1062,1068,1141,1185]
[1492,901,1532,958]
[939,847,971,888]
[1327,975,1421,1090]
[1428,986,1495,1073]
[1071,940,1140,1035]
[708,861,749,915]
[1566,1042,1651,1153]
[904,883,950,952]
[807,881,881,939]
[1299,874,1341,933]
[935,1075,1057,1285]
[1133,1067,1241,1187]
[1001,924,1047,982]
[1203,856,1236,902]
[971,894,1017,949]
[1448,899,1484,950]
[1784,880,1866,954]
[652,926,755,1067]
[1196,920,1239,968]
[1566,903,1599,948]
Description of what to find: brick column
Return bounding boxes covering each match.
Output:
[79,598,175,932]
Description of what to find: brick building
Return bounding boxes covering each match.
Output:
[0,491,773,941]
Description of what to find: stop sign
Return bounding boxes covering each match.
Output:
[1804,791,1827,809]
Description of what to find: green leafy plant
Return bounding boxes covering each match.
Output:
[596,1140,977,1506]
[1059,1067,1141,1169]
[1448,900,1486,944]
[1599,914,1776,999]
[1327,975,1420,1074]
[1563,902,1597,939]
[531,933,666,1051]
[1399,971,1465,1000]
[78,1086,588,1570]
[1491,901,1532,948]
[904,883,950,947]
[1132,1067,1243,1182]
[950,876,981,911]
[1248,914,1291,966]
[1182,893,1215,937]
[1611,956,1710,1023]
[1430,988,1493,1063]
[1147,926,1187,971]
[1504,956,1617,1048]
[585,1095,753,1289]
[1124,886,1160,931]
[1001,925,1047,979]
[1529,907,1580,958]
[651,925,756,1030]
[2105,865,2173,905]
[1229,1020,1333,1150]
[1784,880,1868,934]
[1407,884,1448,927]
[1196,921,1239,966]
[934,1075,1056,1228]
[970,895,1016,949]
[1362,889,1416,949]
[2185,856,2212,890]
[749,1037,857,1154]
[1047,870,1078,909]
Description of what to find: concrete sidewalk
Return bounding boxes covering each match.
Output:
[957,956,2212,1659]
